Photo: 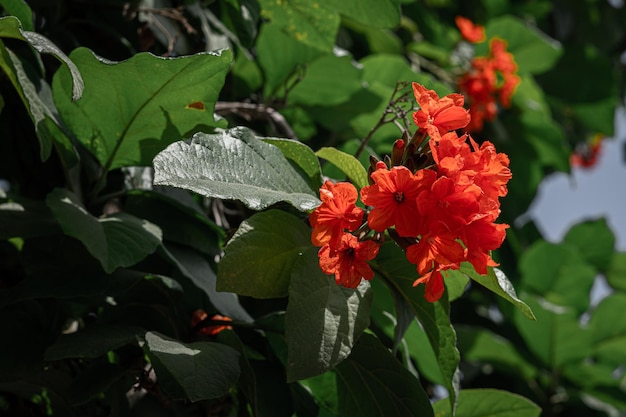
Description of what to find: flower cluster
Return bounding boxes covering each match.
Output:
[309,83,512,302]
[570,134,604,169]
[459,37,521,132]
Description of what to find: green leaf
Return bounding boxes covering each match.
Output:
[256,23,322,95]
[589,293,626,345]
[315,147,369,189]
[153,128,320,211]
[563,218,615,272]
[606,252,626,291]
[0,198,61,239]
[46,188,162,273]
[513,295,591,368]
[332,0,400,28]
[262,137,323,189]
[143,331,240,402]
[433,389,541,417]
[484,15,561,74]
[285,248,372,381]
[460,264,535,320]
[0,16,83,100]
[289,55,363,106]
[335,333,434,417]
[53,47,231,171]
[443,269,469,301]
[0,0,34,31]
[258,0,340,52]
[374,243,460,411]
[217,210,313,298]
[45,325,145,360]
[519,240,596,313]
[456,326,537,380]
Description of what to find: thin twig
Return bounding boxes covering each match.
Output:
[214,101,298,139]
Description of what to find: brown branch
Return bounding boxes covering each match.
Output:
[214,101,298,140]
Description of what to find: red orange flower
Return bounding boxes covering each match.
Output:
[192,310,233,336]
[455,16,486,43]
[412,82,471,140]
[458,38,520,132]
[361,166,436,237]
[318,233,380,288]
[309,181,364,249]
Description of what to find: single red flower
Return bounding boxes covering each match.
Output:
[414,269,446,303]
[310,181,364,249]
[412,82,471,140]
[318,233,380,288]
[361,166,436,237]
[571,134,604,169]
[455,16,486,43]
[192,310,233,336]
[461,218,508,274]
[406,232,465,278]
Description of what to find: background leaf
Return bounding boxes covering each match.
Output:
[433,388,541,417]
[153,128,320,211]
[285,247,372,381]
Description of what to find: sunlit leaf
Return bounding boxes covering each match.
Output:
[53,47,231,171]
[315,147,369,190]
[433,389,540,417]
[460,264,535,320]
[154,128,320,211]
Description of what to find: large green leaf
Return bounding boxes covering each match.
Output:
[143,331,240,402]
[45,325,145,360]
[285,248,372,381]
[335,333,433,417]
[217,210,313,298]
[153,128,320,211]
[563,218,615,272]
[460,264,535,320]
[374,243,460,411]
[53,47,231,171]
[589,293,626,345]
[433,389,541,417]
[257,0,340,52]
[513,295,591,368]
[46,188,162,273]
[519,240,596,314]
[484,15,561,74]
[315,147,369,190]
